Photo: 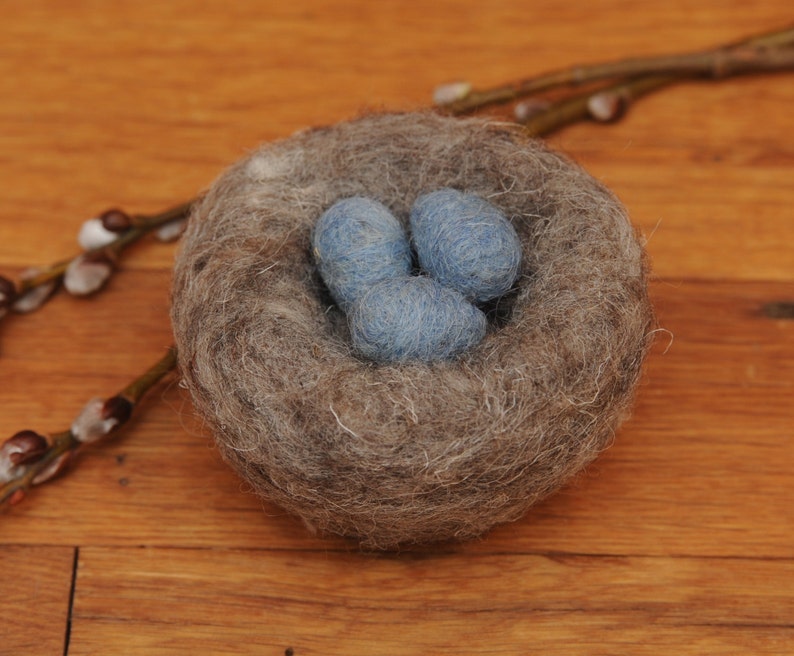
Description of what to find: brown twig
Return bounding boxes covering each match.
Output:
[2,201,192,316]
[521,74,676,136]
[439,25,794,115]
[0,346,178,506]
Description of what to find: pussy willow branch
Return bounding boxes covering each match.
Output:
[0,346,177,506]
[507,26,794,137]
[441,24,794,116]
[0,200,192,319]
[521,74,676,136]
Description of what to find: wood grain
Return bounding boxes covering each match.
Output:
[0,546,75,656]
[70,547,794,655]
[1,1,793,653]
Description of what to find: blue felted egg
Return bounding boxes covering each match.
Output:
[410,188,522,304]
[349,276,487,363]
[312,197,412,309]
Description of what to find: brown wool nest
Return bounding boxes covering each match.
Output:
[171,112,654,549]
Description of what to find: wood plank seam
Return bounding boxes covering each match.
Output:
[63,547,79,656]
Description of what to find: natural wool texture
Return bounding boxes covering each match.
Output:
[349,275,487,362]
[316,192,498,362]
[311,196,412,311]
[411,188,522,303]
[171,112,654,550]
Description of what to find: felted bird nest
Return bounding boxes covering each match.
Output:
[170,112,654,550]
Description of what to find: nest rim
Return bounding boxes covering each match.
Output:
[171,112,653,549]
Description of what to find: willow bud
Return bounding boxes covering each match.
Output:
[4,430,49,466]
[71,397,126,443]
[99,208,132,232]
[77,218,118,250]
[63,253,115,296]
[12,269,57,313]
[0,275,16,314]
[155,218,187,242]
[432,81,472,106]
[32,452,72,485]
[587,91,627,123]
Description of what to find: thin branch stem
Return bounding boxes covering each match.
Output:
[522,74,676,137]
[120,346,178,403]
[441,25,794,115]
[516,24,794,137]
[0,346,178,506]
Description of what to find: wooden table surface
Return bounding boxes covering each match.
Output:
[2,2,793,654]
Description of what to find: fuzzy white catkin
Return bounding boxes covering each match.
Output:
[77,218,117,250]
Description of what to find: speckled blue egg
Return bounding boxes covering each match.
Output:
[410,188,522,304]
[349,276,487,363]
[312,197,412,310]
